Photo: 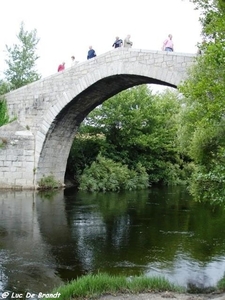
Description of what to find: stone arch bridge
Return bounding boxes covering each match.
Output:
[0,48,195,189]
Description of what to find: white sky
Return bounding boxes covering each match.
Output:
[0,0,202,79]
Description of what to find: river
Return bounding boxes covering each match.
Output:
[0,186,225,294]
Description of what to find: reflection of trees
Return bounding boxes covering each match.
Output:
[35,186,225,285]
[1,187,225,292]
[63,186,225,278]
[182,203,225,262]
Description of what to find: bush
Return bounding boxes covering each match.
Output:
[38,175,61,190]
[66,134,105,180]
[189,164,225,203]
[79,154,149,192]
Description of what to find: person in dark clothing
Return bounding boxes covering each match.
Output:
[87,46,96,59]
[112,36,123,48]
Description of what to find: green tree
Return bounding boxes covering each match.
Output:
[178,0,225,202]
[0,80,11,96]
[68,85,189,187]
[66,134,106,185]
[4,22,41,90]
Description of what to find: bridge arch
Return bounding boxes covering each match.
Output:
[0,48,195,189]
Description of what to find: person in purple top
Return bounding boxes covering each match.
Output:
[162,34,174,52]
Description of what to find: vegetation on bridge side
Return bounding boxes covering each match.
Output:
[0,98,10,149]
[0,98,9,127]
[37,174,63,190]
[178,0,225,203]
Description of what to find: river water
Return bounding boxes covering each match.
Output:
[0,186,225,294]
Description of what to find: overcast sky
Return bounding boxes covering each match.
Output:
[0,0,202,79]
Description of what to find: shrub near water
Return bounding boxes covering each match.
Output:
[79,154,149,192]
[217,274,225,291]
[38,175,61,190]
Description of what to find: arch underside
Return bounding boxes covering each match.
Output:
[36,74,177,184]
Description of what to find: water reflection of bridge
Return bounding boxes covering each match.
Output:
[0,191,64,292]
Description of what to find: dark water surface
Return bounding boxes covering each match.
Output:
[0,186,225,294]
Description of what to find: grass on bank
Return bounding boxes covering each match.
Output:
[45,273,184,300]
[218,276,225,291]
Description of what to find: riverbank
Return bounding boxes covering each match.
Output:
[98,291,225,300]
[45,273,225,300]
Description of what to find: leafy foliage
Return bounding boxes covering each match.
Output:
[66,133,105,182]
[4,22,41,90]
[68,85,190,188]
[0,99,9,127]
[0,80,12,96]
[0,23,41,128]
[38,175,61,190]
[178,0,225,202]
[190,164,225,203]
[85,86,186,184]
[79,154,149,192]
[0,80,11,127]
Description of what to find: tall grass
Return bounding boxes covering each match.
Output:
[45,273,183,300]
[217,274,225,291]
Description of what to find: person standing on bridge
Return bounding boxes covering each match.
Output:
[162,34,174,52]
[58,62,65,72]
[112,36,123,48]
[71,56,76,66]
[87,46,97,59]
[124,34,133,48]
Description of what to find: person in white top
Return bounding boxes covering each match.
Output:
[124,34,133,48]
[71,56,76,66]
[162,34,174,52]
